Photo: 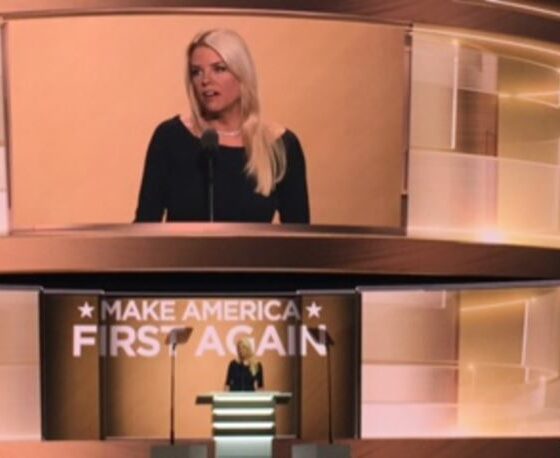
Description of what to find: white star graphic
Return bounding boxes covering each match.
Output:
[306,302,322,319]
[78,301,95,319]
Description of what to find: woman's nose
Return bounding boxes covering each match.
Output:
[201,70,212,85]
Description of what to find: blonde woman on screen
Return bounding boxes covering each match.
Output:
[225,337,263,391]
[135,29,309,223]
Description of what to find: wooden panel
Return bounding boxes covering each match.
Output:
[0,440,215,458]
[0,225,559,279]
[300,294,358,439]
[0,0,559,46]
[274,438,560,458]
[41,293,101,439]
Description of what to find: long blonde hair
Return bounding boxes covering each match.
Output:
[237,337,259,376]
[186,29,286,196]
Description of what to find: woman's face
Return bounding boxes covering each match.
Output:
[237,340,251,360]
[189,45,242,119]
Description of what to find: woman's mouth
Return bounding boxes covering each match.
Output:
[203,90,220,99]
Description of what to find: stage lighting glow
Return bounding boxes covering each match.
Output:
[213,408,274,416]
[214,394,274,402]
[217,436,272,441]
[512,90,560,109]
[484,0,560,19]
[478,229,506,243]
[460,297,530,312]
[451,40,460,150]
[414,27,560,58]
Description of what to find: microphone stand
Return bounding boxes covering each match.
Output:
[201,129,218,223]
[170,341,177,445]
[326,339,333,445]
[165,327,193,447]
[207,155,214,222]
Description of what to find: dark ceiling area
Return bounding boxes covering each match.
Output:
[0,1,558,46]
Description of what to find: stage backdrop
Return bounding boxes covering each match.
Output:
[40,291,359,440]
[6,13,407,229]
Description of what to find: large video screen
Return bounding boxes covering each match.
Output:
[5,13,407,229]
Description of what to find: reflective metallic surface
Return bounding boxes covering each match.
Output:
[0,224,558,278]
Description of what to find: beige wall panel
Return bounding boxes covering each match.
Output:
[7,15,406,228]
[497,158,559,232]
[459,294,525,366]
[410,35,455,151]
[0,146,8,234]
[523,291,560,375]
[498,99,560,164]
[0,289,39,363]
[458,288,560,433]
[360,290,459,436]
[496,59,560,232]
[0,289,40,439]
[362,290,458,363]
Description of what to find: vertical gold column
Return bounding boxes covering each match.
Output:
[41,293,101,439]
[300,293,359,440]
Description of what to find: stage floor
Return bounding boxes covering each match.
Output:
[2,438,560,458]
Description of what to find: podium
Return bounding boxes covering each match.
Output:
[197,392,291,458]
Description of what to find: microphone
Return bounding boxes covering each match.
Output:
[168,328,180,347]
[200,129,219,222]
[165,327,194,348]
[201,128,219,153]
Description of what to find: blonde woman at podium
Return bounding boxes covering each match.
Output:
[135,28,310,223]
[225,337,264,391]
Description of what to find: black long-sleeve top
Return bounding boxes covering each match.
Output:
[225,360,264,391]
[135,116,309,223]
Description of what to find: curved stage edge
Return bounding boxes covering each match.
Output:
[0,224,558,282]
[0,0,559,47]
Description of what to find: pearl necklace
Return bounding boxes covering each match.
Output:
[217,128,242,137]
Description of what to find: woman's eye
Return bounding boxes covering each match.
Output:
[214,64,228,73]
[190,68,202,78]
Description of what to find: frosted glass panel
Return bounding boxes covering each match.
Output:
[408,149,497,231]
[361,287,560,437]
[410,36,455,150]
[409,31,560,245]
[497,158,559,232]
[361,290,459,437]
[0,192,6,234]
[0,33,6,234]
[0,366,41,439]
[408,149,560,238]
[0,290,41,440]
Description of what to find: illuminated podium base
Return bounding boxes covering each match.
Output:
[151,444,208,458]
[292,444,351,458]
[197,391,291,458]
[216,437,272,458]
